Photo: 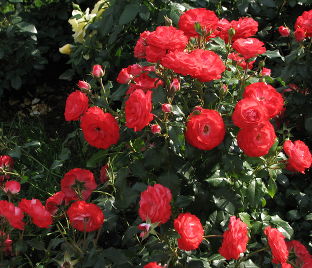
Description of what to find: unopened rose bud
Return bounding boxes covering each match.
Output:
[261,68,271,76]
[151,124,161,134]
[77,80,91,91]
[294,28,305,42]
[164,15,172,26]
[170,78,180,92]
[278,26,290,37]
[228,27,236,38]
[117,68,132,84]
[92,64,104,78]
[161,103,172,113]
[99,164,109,183]
[59,44,73,55]
[4,181,21,194]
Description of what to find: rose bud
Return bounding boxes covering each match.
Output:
[278,26,290,37]
[151,124,161,134]
[261,68,271,76]
[59,44,73,55]
[170,78,180,92]
[161,103,172,113]
[92,64,104,78]
[77,80,91,91]
[99,164,109,183]
[3,180,21,194]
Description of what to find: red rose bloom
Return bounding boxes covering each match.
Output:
[126,73,163,95]
[125,89,154,132]
[46,191,65,215]
[139,184,172,225]
[178,8,219,37]
[243,82,284,118]
[185,108,225,150]
[294,28,306,42]
[144,263,163,268]
[219,216,249,260]
[230,17,258,41]
[64,90,89,121]
[281,264,292,268]
[19,198,52,228]
[80,106,120,149]
[61,168,97,201]
[0,155,14,181]
[214,19,231,41]
[264,226,289,264]
[4,180,21,194]
[278,26,290,37]
[162,49,225,82]
[232,98,269,128]
[134,31,151,59]
[295,10,312,37]
[283,140,312,174]
[232,38,266,59]
[287,240,312,267]
[67,200,104,232]
[0,200,24,230]
[237,122,276,157]
[228,52,255,69]
[174,212,204,251]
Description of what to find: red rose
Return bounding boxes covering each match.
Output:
[230,17,258,41]
[178,8,219,37]
[0,200,24,230]
[283,140,312,174]
[3,180,21,194]
[174,212,204,251]
[19,198,52,228]
[185,108,225,150]
[243,82,284,118]
[46,191,65,215]
[287,240,312,267]
[278,26,290,37]
[261,67,271,76]
[237,122,276,157]
[125,89,154,132]
[126,73,163,95]
[162,49,225,82]
[134,31,151,59]
[214,18,231,41]
[264,226,289,264]
[61,168,97,201]
[232,98,269,128]
[80,106,120,149]
[67,200,104,232]
[294,28,306,42]
[0,155,14,181]
[281,264,292,268]
[99,164,109,183]
[139,184,172,225]
[64,90,89,121]
[219,216,249,260]
[170,78,180,92]
[151,124,161,134]
[228,52,255,69]
[144,262,163,268]
[232,38,266,59]
[92,64,104,78]
[161,103,172,113]
[295,10,312,37]
[145,26,188,63]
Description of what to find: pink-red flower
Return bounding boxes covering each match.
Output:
[294,28,306,42]
[278,26,290,37]
[139,184,172,225]
[80,106,120,149]
[219,216,249,260]
[46,191,65,215]
[283,140,312,174]
[0,155,14,181]
[287,240,312,267]
[67,200,104,232]
[161,103,172,113]
[295,10,312,37]
[134,31,151,59]
[228,52,255,70]
[144,262,163,268]
[61,168,97,201]
[3,180,21,194]
[19,198,52,228]
[125,89,154,132]
[232,38,266,59]
[0,200,24,230]
[92,64,104,78]
[230,17,259,41]
[185,108,225,150]
[237,122,276,157]
[151,124,161,134]
[243,82,284,118]
[77,80,91,91]
[174,212,204,251]
[178,8,219,37]
[264,226,289,264]
[64,90,89,121]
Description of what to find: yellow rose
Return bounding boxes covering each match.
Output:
[59,44,73,55]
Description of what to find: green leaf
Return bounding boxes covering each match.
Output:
[267,177,277,198]
[111,84,128,101]
[270,215,294,239]
[11,76,22,89]
[87,150,107,168]
[304,117,312,134]
[23,141,41,148]
[119,3,140,25]
[17,22,37,34]
[263,50,284,61]
[27,239,45,251]
[239,212,251,227]
[8,146,21,159]
[168,123,185,155]
[240,259,260,268]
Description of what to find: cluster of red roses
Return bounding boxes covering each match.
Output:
[279,9,312,42]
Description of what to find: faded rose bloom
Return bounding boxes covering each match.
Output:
[3,180,21,194]
[278,26,290,37]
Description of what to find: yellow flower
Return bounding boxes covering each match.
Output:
[59,44,73,55]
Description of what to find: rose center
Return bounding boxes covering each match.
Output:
[245,109,259,121]
[203,125,210,135]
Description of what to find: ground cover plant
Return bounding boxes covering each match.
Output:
[0,1,312,268]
